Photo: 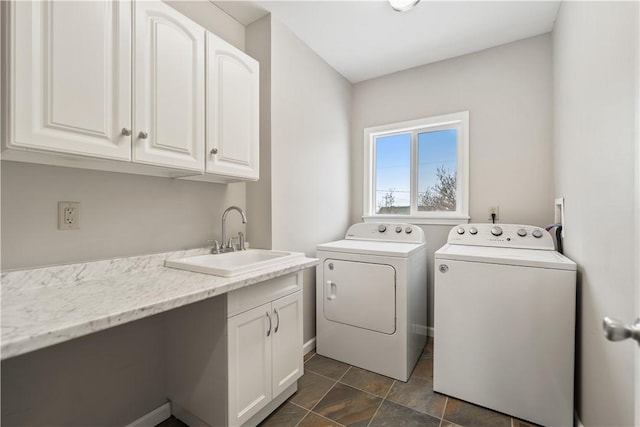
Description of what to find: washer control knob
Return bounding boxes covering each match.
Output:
[378,224,387,233]
[405,227,413,234]
[456,227,465,235]
[469,227,478,235]
[532,229,543,238]
[517,228,527,237]
[491,226,503,236]
[395,226,403,233]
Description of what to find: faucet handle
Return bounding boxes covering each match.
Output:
[209,240,221,254]
[238,231,245,251]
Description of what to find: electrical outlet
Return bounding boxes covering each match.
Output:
[58,202,80,230]
[488,205,499,221]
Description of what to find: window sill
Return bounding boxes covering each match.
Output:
[362,215,470,226]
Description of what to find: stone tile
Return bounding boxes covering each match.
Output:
[410,356,433,381]
[258,402,308,427]
[339,366,394,397]
[298,412,344,427]
[258,402,307,426]
[289,371,336,410]
[369,400,441,427]
[442,397,511,427]
[511,417,542,427]
[313,383,382,426]
[423,337,434,358]
[305,355,350,380]
[386,376,446,418]
[304,350,317,362]
[440,422,461,427]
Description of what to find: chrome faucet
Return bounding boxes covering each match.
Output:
[220,206,247,252]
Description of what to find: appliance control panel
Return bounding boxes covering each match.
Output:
[345,222,425,243]
[447,224,554,250]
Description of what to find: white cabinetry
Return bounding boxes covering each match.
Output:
[133,1,204,171]
[228,291,303,426]
[3,0,259,180]
[6,1,132,160]
[205,33,259,180]
[165,273,304,427]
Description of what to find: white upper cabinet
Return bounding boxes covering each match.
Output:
[205,32,259,180]
[3,0,257,180]
[133,1,205,171]
[8,1,132,160]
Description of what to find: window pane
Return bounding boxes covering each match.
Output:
[417,130,457,212]
[375,133,411,214]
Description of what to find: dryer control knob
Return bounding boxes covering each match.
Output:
[532,229,543,238]
[395,226,403,233]
[378,224,387,233]
[456,227,465,235]
[517,228,527,237]
[491,226,503,236]
[405,227,413,234]
[469,227,478,235]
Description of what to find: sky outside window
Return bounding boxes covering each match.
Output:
[375,129,457,213]
[375,133,410,212]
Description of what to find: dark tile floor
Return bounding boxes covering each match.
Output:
[259,338,539,427]
[158,337,539,427]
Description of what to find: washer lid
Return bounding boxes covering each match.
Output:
[435,244,577,271]
[317,239,426,258]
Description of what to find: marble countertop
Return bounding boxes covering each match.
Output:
[1,248,318,360]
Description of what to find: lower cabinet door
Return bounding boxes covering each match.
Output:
[271,291,304,397]
[228,303,272,426]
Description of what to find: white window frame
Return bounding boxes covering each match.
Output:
[363,111,469,225]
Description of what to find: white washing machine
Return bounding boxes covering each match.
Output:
[434,224,577,427]
[316,222,427,381]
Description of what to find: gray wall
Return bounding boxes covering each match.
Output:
[246,15,352,345]
[1,2,248,424]
[553,2,639,426]
[351,34,554,327]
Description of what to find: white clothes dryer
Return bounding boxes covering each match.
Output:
[434,224,577,427]
[315,222,427,382]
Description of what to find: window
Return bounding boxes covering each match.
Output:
[363,111,469,224]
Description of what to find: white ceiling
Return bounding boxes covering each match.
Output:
[213,1,561,83]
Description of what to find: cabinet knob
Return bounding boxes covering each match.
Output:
[210,148,218,155]
[138,131,149,139]
[121,128,132,136]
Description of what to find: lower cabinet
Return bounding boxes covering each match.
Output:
[228,291,303,426]
[165,272,304,427]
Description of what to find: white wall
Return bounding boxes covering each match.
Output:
[0,3,247,424]
[246,16,273,252]
[246,16,352,343]
[352,34,554,327]
[553,2,639,426]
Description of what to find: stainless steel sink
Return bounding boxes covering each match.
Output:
[165,249,305,277]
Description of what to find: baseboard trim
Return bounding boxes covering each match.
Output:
[126,402,171,427]
[303,337,316,354]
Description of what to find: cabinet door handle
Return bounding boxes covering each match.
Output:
[274,308,280,333]
[266,312,272,337]
[121,128,132,136]
[138,131,148,139]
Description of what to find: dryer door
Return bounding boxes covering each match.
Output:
[323,259,396,334]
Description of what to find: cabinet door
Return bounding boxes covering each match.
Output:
[133,1,204,171]
[271,291,304,397]
[206,32,259,180]
[228,303,272,427]
[9,1,131,160]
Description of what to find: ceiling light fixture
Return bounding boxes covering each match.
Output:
[389,0,420,12]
